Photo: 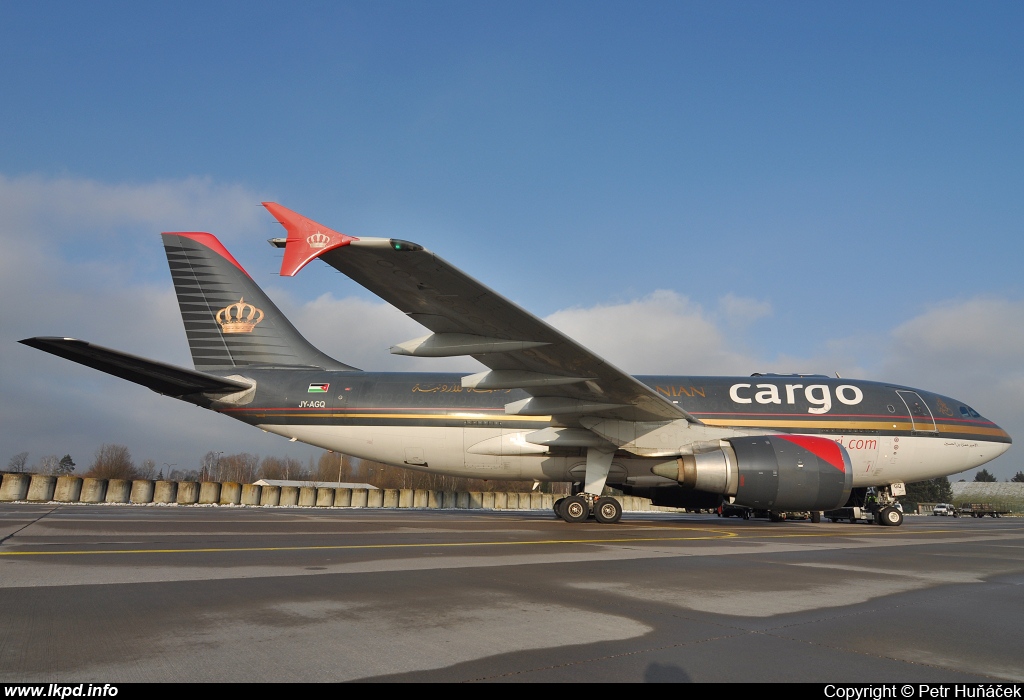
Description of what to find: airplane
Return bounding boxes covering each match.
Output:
[21,203,1011,526]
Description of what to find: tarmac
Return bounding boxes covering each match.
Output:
[1,504,1022,682]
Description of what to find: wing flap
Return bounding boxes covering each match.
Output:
[20,337,253,398]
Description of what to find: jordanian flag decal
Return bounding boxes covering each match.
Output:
[308,383,330,393]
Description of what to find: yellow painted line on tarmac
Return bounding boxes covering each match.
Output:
[0,523,989,557]
[0,528,740,556]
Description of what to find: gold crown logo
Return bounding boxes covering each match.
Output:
[216,297,265,334]
[306,231,331,249]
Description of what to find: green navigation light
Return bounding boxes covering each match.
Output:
[389,239,423,252]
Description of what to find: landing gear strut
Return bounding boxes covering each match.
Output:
[554,448,624,524]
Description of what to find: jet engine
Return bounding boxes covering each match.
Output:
[652,435,853,511]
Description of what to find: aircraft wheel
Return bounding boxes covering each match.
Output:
[742,510,750,520]
[561,495,589,523]
[553,498,565,518]
[594,497,622,524]
[879,506,904,527]
[811,511,821,524]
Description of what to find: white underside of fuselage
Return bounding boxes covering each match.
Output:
[257,424,1010,488]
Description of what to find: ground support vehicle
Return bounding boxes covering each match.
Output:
[958,503,1011,518]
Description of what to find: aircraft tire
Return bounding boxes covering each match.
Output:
[811,511,821,524]
[561,496,589,523]
[553,498,565,518]
[879,507,904,527]
[594,497,622,524]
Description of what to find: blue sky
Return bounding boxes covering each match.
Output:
[2,1,1022,479]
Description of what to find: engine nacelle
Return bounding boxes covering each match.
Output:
[659,435,853,512]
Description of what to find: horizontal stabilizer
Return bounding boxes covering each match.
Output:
[20,337,253,398]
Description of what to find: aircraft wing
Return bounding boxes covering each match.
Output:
[20,338,253,398]
[264,203,698,424]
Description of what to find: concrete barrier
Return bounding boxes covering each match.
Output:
[298,487,317,507]
[130,480,155,503]
[315,488,334,507]
[0,477,618,511]
[105,479,131,503]
[154,481,177,504]
[259,485,281,507]
[54,476,83,503]
[199,482,221,505]
[219,482,241,505]
[240,484,261,505]
[0,473,30,502]
[27,475,56,502]
[81,478,107,504]
[177,481,200,505]
[280,486,299,506]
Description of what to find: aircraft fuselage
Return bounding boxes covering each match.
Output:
[211,369,1010,488]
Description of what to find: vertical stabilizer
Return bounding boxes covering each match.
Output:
[162,232,358,372]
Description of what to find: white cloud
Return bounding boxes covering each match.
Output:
[0,173,267,242]
[717,293,773,327]
[545,290,757,375]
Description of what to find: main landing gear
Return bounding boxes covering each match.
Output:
[553,491,623,524]
[553,447,624,524]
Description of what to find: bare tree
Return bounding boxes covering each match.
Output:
[315,452,355,483]
[7,452,29,473]
[259,456,288,480]
[138,459,157,479]
[216,453,260,483]
[87,444,138,480]
[36,455,59,475]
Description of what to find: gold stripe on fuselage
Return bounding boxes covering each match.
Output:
[699,418,1009,439]
[225,408,1008,439]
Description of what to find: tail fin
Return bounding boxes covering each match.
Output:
[162,232,358,372]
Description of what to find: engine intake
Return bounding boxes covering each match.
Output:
[655,435,853,511]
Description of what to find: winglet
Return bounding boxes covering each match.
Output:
[262,202,358,276]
